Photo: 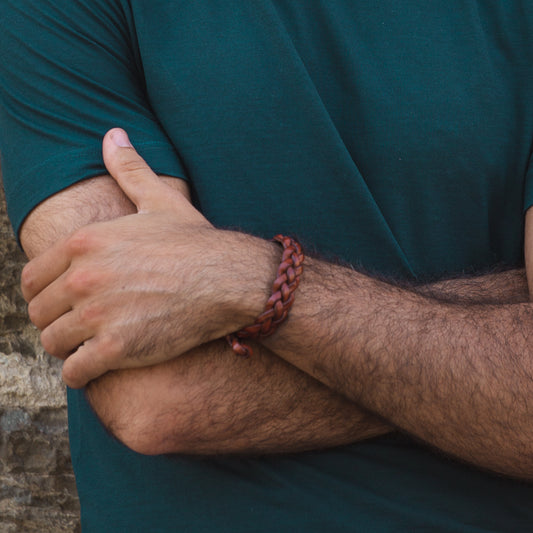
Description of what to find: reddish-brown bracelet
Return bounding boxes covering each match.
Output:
[226,235,305,357]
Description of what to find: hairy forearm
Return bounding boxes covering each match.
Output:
[87,266,529,455]
[102,258,528,456]
[20,175,391,455]
[263,257,533,479]
[417,268,529,304]
[22,175,531,461]
[86,339,389,455]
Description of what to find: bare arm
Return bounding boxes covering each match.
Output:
[24,182,532,460]
[259,234,533,479]
[20,174,390,455]
[22,134,533,470]
[86,267,530,456]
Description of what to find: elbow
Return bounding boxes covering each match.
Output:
[112,419,174,456]
[85,374,187,456]
[99,404,186,456]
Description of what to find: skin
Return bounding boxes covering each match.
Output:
[20,130,533,478]
[267,258,533,479]
[20,130,392,455]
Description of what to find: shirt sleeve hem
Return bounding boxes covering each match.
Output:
[6,142,187,243]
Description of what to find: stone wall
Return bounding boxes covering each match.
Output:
[0,175,80,532]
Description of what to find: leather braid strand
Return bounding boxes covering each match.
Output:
[226,235,304,357]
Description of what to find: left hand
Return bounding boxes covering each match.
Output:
[22,129,274,388]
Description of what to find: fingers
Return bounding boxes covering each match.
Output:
[27,276,72,330]
[103,128,208,225]
[40,308,92,360]
[21,232,75,302]
[61,338,115,389]
[61,333,146,389]
[103,129,185,212]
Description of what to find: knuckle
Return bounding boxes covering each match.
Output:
[65,268,97,295]
[40,328,58,356]
[66,228,96,256]
[20,264,35,297]
[78,300,104,326]
[64,270,84,294]
[27,299,43,328]
[119,154,147,175]
[98,333,126,364]
[61,363,80,388]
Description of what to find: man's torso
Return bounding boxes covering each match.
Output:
[2,1,533,531]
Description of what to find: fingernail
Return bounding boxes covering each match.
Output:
[111,129,133,148]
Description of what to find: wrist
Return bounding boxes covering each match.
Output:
[216,231,281,332]
[227,235,305,356]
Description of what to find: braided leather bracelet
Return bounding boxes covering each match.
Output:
[226,235,305,357]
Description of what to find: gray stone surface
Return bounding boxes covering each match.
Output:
[0,175,80,532]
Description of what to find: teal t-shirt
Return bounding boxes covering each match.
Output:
[2,1,533,531]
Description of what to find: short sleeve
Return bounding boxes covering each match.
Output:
[0,0,187,237]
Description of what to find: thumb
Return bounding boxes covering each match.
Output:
[102,128,182,212]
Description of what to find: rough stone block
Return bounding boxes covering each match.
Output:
[1,174,80,531]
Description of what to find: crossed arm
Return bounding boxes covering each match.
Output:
[20,131,533,479]
[20,174,392,455]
